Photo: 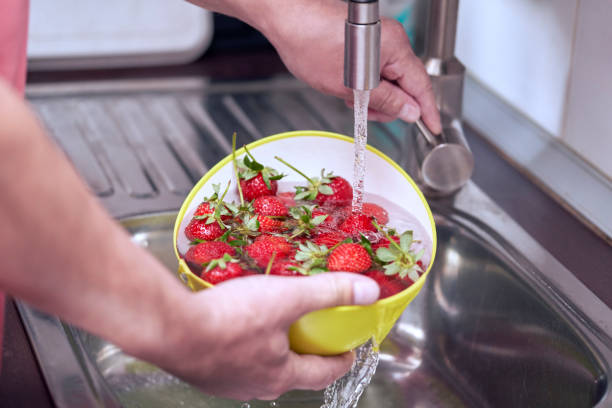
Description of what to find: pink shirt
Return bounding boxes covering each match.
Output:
[0,0,30,373]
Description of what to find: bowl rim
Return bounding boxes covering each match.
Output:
[173,130,437,308]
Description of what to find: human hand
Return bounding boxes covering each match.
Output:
[149,272,379,401]
[257,0,441,134]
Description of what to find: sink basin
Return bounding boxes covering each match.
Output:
[18,78,612,407]
[39,190,608,407]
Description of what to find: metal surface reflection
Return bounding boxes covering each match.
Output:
[64,206,608,408]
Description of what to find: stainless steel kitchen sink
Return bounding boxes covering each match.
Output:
[17,78,612,407]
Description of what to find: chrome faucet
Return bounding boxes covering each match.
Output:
[409,0,474,196]
[344,0,381,91]
[343,0,473,196]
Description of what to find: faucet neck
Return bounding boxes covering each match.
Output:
[425,0,459,61]
[348,0,380,25]
[344,0,381,91]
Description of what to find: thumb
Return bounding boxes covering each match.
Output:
[367,80,421,123]
[278,272,380,325]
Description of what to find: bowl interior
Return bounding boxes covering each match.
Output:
[174,131,436,271]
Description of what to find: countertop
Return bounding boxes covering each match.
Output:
[1,48,611,407]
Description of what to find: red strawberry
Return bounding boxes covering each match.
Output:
[371,235,400,252]
[194,201,231,221]
[257,215,284,233]
[339,213,376,235]
[240,173,278,201]
[277,191,296,208]
[246,235,294,268]
[362,202,389,225]
[313,231,348,248]
[201,262,245,284]
[184,241,235,269]
[363,270,409,299]
[270,259,302,277]
[253,195,288,216]
[316,176,353,207]
[194,202,214,217]
[312,208,339,229]
[327,243,371,273]
[184,219,225,242]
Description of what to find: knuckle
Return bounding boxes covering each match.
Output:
[329,276,352,305]
[383,18,406,39]
[374,91,402,116]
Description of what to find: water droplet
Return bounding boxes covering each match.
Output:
[269,402,279,407]
[240,403,251,408]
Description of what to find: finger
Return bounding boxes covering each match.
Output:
[367,80,421,123]
[270,272,380,325]
[289,351,355,391]
[382,53,442,134]
[344,100,397,122]
[379,19,442,134]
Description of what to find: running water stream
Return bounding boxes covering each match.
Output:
[351,89,370,212]
[320,89,380,408]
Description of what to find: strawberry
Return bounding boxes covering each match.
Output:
[339,213,376,235]
[274,157,353,207]
[184,241,235,269]
[234,140,285,202]
[374,230,425,282]
[277,191,297,208]
[184,218,226,242]
[362,202,389,225]
[270,259,302,277]
[315,176,353,207]
[253,195,288,216]
[286,205,329,238]
[240,173,279,202]
[257,215,285,233]
[313,231,348,248]
[202,262,245,284]
[364,269,409,299]
[371,235,400,252]
[327,243,371,273]
[312,208,339,229]
[246,235,294,268]
[193,201,231,221]
[194,202,215,217]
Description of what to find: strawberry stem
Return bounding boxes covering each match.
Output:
[264,252,277,275]
[243,145,258,164]
[231,133,245,206]
[274,156,314,186]
[372,219,403,253]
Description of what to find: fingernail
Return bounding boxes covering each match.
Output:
[353,279,380,305]
[399,104,419,122]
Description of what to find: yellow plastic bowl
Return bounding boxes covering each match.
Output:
[173,131,436,355]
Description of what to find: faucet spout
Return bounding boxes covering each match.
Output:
[344,0,381,91]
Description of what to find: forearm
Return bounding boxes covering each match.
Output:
[186,0,343,44]
[0,82,188,359]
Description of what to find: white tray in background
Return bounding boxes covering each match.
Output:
[27,0,213,70]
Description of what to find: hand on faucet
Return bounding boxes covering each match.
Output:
[277,0,441,134]
[194,0,442,135]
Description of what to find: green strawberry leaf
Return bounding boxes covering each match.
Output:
[312,215,328,225]
[376,247,397,263]
[318,184,334,195]
[399,231,413,252]
[383,262,401,276]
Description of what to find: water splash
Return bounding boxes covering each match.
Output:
[352,89,370,212]
[321,340,379,408]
